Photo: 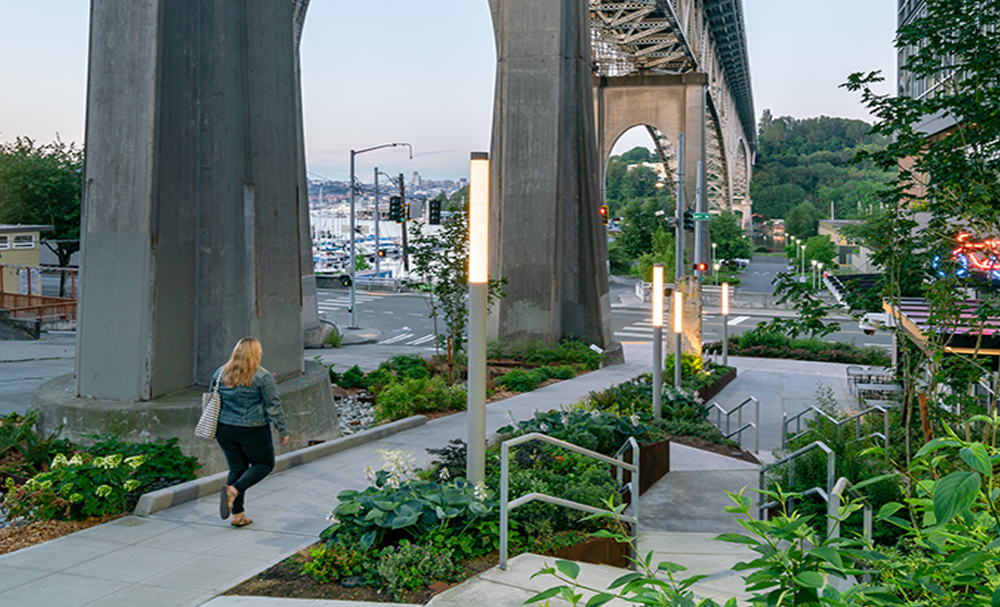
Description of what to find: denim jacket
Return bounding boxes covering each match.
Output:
[213,366,288,436]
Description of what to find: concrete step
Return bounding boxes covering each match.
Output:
[427,532,754,607]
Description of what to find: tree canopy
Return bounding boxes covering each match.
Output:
[750,114,893,220]
[0,137,83,267]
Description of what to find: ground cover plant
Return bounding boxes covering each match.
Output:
[704,323,891,366]
[1,412,200,536]
[300,444,622,602]
[327,344,603,424]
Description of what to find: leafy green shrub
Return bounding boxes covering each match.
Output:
[0,410,74,477]
[646,418,738,448]
[664,352,703,381]
[361,367,395,392]
[497,409,645,457]
[383,354,430,380]
[491,339,603,370]
[737,324,792,349]
[3,452,145,522]
[425,439,467,482]
[373,377,466,422]
[376,541,462,600]
[495,365,579,393]
[337,365,366,389]
[323,325,343,347]
[321,474,494,557]
[301,541,370,584]
[84,435,199,502]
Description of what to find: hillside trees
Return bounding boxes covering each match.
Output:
[750,115,893,220]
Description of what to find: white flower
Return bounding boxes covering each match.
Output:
[365,465,376,483]
[439,467,450,481]
[540,423,550,433]
[590,410,602,419]
[630,413,641,427]
[474,481,488,501]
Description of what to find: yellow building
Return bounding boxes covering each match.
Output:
[0,224,53,295]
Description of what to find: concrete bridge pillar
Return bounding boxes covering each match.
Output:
[595,74,708,267]
[487,0,616,355]
[36,0,337,473]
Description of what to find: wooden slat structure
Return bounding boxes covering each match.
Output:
[884,297,1000,363]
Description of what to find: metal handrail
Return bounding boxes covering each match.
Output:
[828,477,873,542]
[724,422,756,445]
[783,405,890,449]
[500,433,639,570]
[709,396,759,453]
[758,440,834,520]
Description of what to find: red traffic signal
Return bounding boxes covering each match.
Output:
[695,262,708,273]
[598,205,609,225]
[377,250,386,258]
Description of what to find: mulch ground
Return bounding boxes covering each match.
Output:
[0,515,123,556]
[226,550,497,604]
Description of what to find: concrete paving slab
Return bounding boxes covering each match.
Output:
[81,582,211,607]
[0,562,51,592]
[62,543,197,583]
[140,552,275,595]
[135,522,249,554]
[639,469,758,534]
[0,534,126,572]
[668,443,758,472]
[0,571,131,607]
[69,515,181,544]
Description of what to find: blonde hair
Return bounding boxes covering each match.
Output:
[223,337,262,387]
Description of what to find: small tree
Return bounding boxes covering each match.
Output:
[708,210,753,261]
[407,209,505,382]
[0,137,83,296]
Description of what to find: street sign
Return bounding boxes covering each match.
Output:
[693,212,711,220]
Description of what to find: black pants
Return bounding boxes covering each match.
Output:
[216,423,274,515]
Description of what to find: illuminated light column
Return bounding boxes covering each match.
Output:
[674,290,683,388]
[722,282,730,367]
[467,152,489,485]
[651,264,664,418]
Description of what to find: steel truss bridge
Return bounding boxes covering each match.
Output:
[590,0,755,215]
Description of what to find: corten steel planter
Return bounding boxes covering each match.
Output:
[554,534,630,568]
[616,438,671,505]
[697,368,737,403]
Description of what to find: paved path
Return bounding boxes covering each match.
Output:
[0,341,859,606]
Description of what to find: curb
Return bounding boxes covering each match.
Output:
[133,415,427,516]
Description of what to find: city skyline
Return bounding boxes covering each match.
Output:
[0,1,896,181]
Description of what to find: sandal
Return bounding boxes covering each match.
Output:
[231,516,253,527]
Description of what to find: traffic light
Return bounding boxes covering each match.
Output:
[695,262,707,273]
[377,249,386,258]
[428,197,442,225]
[598,205,609,225]
[389,196,403,222]
[683,209,694,230]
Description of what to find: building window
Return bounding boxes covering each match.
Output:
[0,235,8,250]
[12,234,35,249]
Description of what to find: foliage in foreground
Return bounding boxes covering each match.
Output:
[705,323,890,366]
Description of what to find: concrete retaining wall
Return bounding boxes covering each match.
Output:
[35,360,340,476]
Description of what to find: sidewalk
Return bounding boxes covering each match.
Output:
[0,344,856,606]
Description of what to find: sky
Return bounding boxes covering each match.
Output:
[0,1,897,182]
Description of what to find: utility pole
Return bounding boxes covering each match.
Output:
[400,173,409,273]
[675,133,685,389]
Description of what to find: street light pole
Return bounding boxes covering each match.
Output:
[374,167,380,278]
[652,264,664,418]
[348,143,412,329]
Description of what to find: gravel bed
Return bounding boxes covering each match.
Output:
[334,391,376,435]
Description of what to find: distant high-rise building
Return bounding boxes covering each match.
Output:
[411,171,421,188]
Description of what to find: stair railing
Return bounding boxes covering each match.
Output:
[828,477,873,542]
[758,440,834,521]
[708,396,759,453]
[499,433,639,571]
[782,405,890,449]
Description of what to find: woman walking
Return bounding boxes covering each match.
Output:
[214,337,290,527]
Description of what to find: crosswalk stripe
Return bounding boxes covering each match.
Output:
[614,331,654,339]
[381,333,414,345]
[408,334,436,345]
[728,315,750,326]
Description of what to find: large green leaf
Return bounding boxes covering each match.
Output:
[555,560,580,580]
[933,471,980,524]
[960,444,992,476]
[794,571,825,589]
[914,437,961,459]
